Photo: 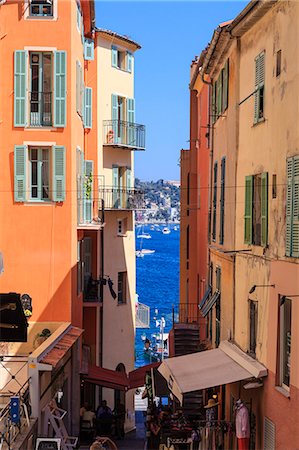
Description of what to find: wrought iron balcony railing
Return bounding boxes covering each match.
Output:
[30,92,52,127]
[98,187,145,210]
[172,303,200,325]
[103,120,145,150]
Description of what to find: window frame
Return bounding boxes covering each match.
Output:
[26,0,56,19]
[278,297,292,391]
[29,51,53,127]
[117,271,127,304]
[244,172,268,247]
[29,146,51,202]
[111,45,133,73]
[249,300,258,357]
[254,51,265,124]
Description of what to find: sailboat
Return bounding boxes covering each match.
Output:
[136,224,155,257]
[136,224,151,239]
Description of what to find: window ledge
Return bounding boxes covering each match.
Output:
[25,127,57,131]
[117,233,127,237]
[26,16,56,21]
[24,201,55,205]
[275,386,290,398]
[112,66,132,74]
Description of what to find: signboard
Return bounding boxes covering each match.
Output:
[35,438,61,450]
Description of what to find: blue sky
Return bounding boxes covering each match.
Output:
[95,1,247,181]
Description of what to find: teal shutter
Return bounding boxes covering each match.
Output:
[14,145,27,202]
[112,94,118,142]
[292,157,299,257]
[14,50,28,127]
[217,74,222,118]
[77,148,84,224]
[127,98,135,146]
[219,157,226,244]
[84,38,94,61]
[84,87,92,129]
[261,172,268,247]
[112,166,119,208]
[212,81,217,124]
[126,167,132,208]
[84,160,93,223]
[222,60,229,111]
[111,46,118,68]
[52,146,66,201]
[54,51,67,127]
[127,52,133,72]
[244,175,253,244]
[254,52,265,123]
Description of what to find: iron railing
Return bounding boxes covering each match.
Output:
[136,302,150,328]
[172,303,200,325]
[98,187,145,210]
[103,120,146,150]
[29,0,53,16]
[29,92,52,127]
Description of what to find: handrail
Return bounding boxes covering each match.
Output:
[103,119,146,150]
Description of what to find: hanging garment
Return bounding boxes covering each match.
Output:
[235,404,250,438]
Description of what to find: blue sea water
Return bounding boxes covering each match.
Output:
[135,225,180,367]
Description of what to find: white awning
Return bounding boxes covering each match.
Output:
[158,340,267,403]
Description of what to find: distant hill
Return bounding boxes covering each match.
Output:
[135,178,180,222]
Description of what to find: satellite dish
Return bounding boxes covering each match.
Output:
[0,252,3,274]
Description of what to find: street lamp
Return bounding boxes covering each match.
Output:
[249,284,275,294]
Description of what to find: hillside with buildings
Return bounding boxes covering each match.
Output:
[135,178,180,223]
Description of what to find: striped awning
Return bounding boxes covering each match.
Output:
[201,291,220,317]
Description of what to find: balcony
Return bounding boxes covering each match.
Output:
[136,302,150,328]
[98,187,145,210]
[29,92,52,127]
[173,303,200,325]
[103,120,145,151]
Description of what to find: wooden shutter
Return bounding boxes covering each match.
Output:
[127,51,133,72]
[244,175,253,244]
[84,160,93,223]
[112,94,118,140]
[217,74,222,118]
[14,145,27,202]
[14,50,28,127]
[222,60,229,112]
[219,157,226,244]
[84,38,94,61]
[127,98,135,146]
[254,52,265,123]
[286,158,293,256]
[111,46,118,67]
[264,417,275,450]
[261,172,268,247]
[292,156,299,257]
[84,87,92,129]
[212,162,218,241]
[212,81,217,124]
[52,146,66,201]
[76,60,81,114]
[112,166,119,208]
[54,51,67,127]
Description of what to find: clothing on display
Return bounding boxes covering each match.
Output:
[235,399,250,450]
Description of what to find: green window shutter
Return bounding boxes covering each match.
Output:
[112,94,118,140]
[127,98,135,146]
[286,158,293,257]
[76,60,80,114]
[261,172,268,247]
[219,157,226,244]
[292,156,299,257]
[54,51,67,127]
[222,60,229,112]
[244,175,253,244]
[212,82,216,124]
[217,74,222,118]
[14,145,27,202]
[84,160,93,223]
[254,52,265,123]
[14,50,28,127]
[111,46,118,68]
[126,167,132,208]
[76,148,84,224]
[52,146,66,201]
[84,38,94,61]
[127,52,133,72]
[84,87,92,129]
[112,166,119,208]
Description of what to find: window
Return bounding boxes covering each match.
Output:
[111,94,135,145]
[29,0,53,17]
[215,267,221,347]
[244,172,268,246]
[286,156,299,257]
[187,173,190,217]
[118,272,127,304]
[279,297,292,389]
[14,145,66,202]
[111,166,132,209]
[212,59,229,123]
[111,46,133,72]
[249,300,258,356]
[76,60,83,117]
[212,162,218,241]
[272,174,277,199]
[186,225,190,268]
[254,51,265,123]
[219,157,226,244]
[77,240,84,295]
[14,50,66,128]
[276,50,281,77]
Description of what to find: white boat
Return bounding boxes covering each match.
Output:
[162,227,171,235]
[137,233,151,239]
[136,249,155,257]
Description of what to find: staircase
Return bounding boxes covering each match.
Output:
[173,323,200,356]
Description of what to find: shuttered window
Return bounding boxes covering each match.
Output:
[254,51,265,123]
[222,60,229,111]
[219,157,226,244]
[212,81,217,124]
[286,156,299,257]
[84,87,92,129]
[14,145,27,202]
[261,172,268,246]
[84,38,94,61]
[52,146,66,201]
[53,51,67,127]
[77,148,84,224]
[264,417,275,450]
[111,45,118,68]
[217,73,222,118]
[83,160,93,223]
[127,52,133,72]
[244,176,253,244]
[127,97,135,145]
[212,162,218,241]
[14,51,28,127]
[244,173,268,246]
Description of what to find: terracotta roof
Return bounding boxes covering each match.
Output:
[40,327,83,368]
[95,28,141,50]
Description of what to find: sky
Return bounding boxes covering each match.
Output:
[95,1,247,181]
